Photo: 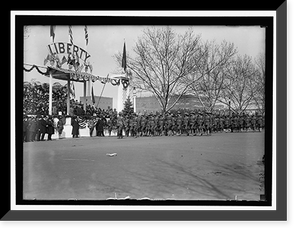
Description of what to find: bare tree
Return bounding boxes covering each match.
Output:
[252,53,265,114]
[115,26,205,114]
[219,55,258,113]
[184,40,237,112]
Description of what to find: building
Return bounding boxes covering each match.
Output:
[135,95,226,113]
[80,96,113,110]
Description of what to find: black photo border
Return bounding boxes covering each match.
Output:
[1,3,287,221]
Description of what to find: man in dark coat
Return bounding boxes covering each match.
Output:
[116,113,124,139]
[46,116,55,140]
[71,116,80,138]
[57,116,64,139]
[28,116,38,141]
[96,115,105,137]
[38,116,47,141]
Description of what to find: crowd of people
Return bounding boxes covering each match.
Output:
[23,108,265,142]
[103,110,265,139]
[23,115,56,142]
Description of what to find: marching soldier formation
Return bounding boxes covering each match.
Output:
[107,110,265,139]
[23,110,265,142]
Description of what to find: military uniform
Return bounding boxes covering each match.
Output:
[183,114,190,136]
[106,118,113,136]
[176,114,183,135]
[196,114,203,135]
[140,116,147,136]
[131,116,138,137]
[189,113,197,136]
[116,115,124,139]
[124,116,130,137]
[88,117,96,137]
[154,115,160,136]
[158,115,165,136]
[166,114,173,136]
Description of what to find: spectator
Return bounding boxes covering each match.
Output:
[71,116,80,138]
[96,115,105,137]
[57,116,64,139]
[46,116,55,140]
[37,116,47,141]
[28,116,38,141]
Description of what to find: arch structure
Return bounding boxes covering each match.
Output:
[24,40,130,115]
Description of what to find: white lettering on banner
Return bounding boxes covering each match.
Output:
[48,42,91,61]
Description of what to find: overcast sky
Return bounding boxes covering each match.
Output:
[24,25,265,109]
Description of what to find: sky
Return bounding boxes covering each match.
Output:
[24,25,265,109]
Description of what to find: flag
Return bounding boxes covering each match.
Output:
[69,25,73,45]
[54,54,61,67]
[91,85,95,104]
[44,54,50,65]
[74,54,80,70]
[84,25,88,46]
[50,25,55,43]
[77,64,84,72]
[61,56,67,66]
[70,81,76,99]
[121,42,127,71]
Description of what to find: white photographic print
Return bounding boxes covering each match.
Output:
[11,11,279,213]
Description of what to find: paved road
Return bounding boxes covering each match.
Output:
[23,132,264,200]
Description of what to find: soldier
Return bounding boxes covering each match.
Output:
[148,115,155,136]
[176,112,183,136]
[210,113,214,134]
[131,115,138,137]
[224,114,229,133]
[46,116,55,141]
[158,114,164,136]
[239,113,245,132]
[116,113,124,139]
[204,112,211,135]
[154,114,160,136]
[251,114,256,131]
[257,113,263,132]
[37,115,47,141]
[71,116,80,138]
[57,116,65,139]
[28,116,38,141]
[135,114,142,137]
[214,114,221,132]
[106,117,113,136]
[196,113,203,136]
[183,112,190,136]
[166,113,173,136]
[190,112,197,136]
[140,114,146,136]
[88,116,96,137]
[171,113,177,136]
[124,115,130,137]
[129,115,135,137]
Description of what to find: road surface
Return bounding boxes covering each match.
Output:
[23,132,264,200]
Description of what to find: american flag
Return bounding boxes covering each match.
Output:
[84,25,88,46]
[69,25,73,45]
[50,25,55,43]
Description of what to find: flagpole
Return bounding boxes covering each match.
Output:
[67,78,70,115]
[48,26,55,116]
[84,25,91,100]
[49,72,53,115]
[83,80,87,112]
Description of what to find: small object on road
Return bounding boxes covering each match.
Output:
[106,153,117,157]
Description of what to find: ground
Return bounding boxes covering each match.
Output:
[23,132,264,201]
